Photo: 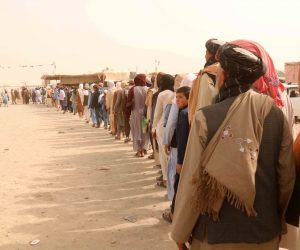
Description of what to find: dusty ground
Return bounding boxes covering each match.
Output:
[0,104,174,250]
[0,104,299,250]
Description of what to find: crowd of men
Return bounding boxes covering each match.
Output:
[2,38,300,250]
[0,87,50,106]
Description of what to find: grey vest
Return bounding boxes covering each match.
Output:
[193,96,284,244]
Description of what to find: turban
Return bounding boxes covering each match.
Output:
[174,74,185,91]
[107,81,115,89]
[134,74,146,86]
[180,73,196,88]
[205,39,225,57]
[231,39,284,107]
[159,74,174,92]
[116,82,122,89]
[121,81,127,88]
[217,43,266,84]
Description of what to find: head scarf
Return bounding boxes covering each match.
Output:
[217,43,266,102]
[154,72,165,90]
[174,74,185,91]
[231,39,284,107]
[107,81,115,89]
[116,82,122,90]
[205,39,225,67]
[121,81,127,88]
[159,74,174,92]
[126,74,147,116]
[134,74,146,86]
[180,73,196,88]
[172,73,196,104]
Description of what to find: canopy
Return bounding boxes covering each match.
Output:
[41,73,105,85]
[42,71,129,85]
[102,71,129,81]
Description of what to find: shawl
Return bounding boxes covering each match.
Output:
[125,86,134,117]
[188,64,218,123]
[126,74,147,112]
[76,90,84,112]
[192,90,273,220]
[134,74,147,86]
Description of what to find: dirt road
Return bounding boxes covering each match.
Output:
[0,104,174,250]
[1,104,299,250]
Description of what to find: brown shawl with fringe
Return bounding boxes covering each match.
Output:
[192,90,274,220]
[188,64,218,123]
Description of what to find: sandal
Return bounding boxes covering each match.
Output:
[153,164,161,169]
[148,154,155,159]
[135,151,143,157]
[156,180,166,188]
[162,209,173,223]
[156,175,163,181]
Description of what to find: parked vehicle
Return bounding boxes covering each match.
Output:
[284,83,300,119]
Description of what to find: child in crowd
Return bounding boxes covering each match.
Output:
[162,86,191,223]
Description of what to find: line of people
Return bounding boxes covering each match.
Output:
[125,39,300,250]
[41,38,300,250]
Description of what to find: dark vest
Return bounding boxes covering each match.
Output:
[193,96,284,244]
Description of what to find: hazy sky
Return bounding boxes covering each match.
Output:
[1,0,300,85]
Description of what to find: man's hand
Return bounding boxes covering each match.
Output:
[164,145,171,155]
[176,164,182,174]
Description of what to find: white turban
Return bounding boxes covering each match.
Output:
[172,73,196,104]
[107,81,115,89]
[116,82,122,90]
[180,73,196,88]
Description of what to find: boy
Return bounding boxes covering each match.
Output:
[171,86,190,214]
[162,86,191,225]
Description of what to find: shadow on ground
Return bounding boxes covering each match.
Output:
[1,105,173,250]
